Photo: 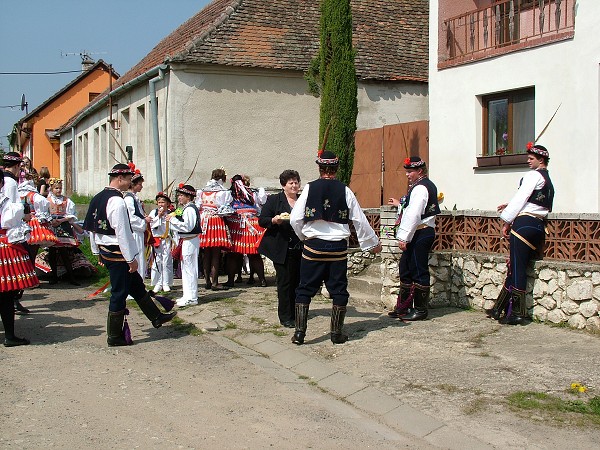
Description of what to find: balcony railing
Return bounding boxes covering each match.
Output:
[442,0,575,67]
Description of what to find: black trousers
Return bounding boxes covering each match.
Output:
[274,248,302,323]
[103,257,146,312]
[399,227,435,286]
[506,215,545,291]
[295,239,349,307]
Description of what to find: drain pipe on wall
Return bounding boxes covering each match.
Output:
[149,66,166,192]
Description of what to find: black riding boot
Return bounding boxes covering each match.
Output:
[1,293,30,347]
[388,282,413,318]
[485,285,510,320]
[14,290,30,314]
[135,292,176,328]
[330,305,348,344]
[291,303,309,345]
[107,310,129,346]
[501,288,529,325]
[402,284,429,321]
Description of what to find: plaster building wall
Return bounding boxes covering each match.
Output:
[428,0,600,213]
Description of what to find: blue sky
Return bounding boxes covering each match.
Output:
[0,0,212,150]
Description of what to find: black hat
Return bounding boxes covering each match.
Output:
[155,191,172,203]
[175,183,196,197]
[131,169,144,183]
[3,151,23,167]
[403,156,426,169]
[526,142,550,159]
[316,150,339,166]
[108,163,135,176]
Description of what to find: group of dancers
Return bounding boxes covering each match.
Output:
[106,165,268,309]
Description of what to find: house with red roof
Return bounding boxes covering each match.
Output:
[57,0,429,197]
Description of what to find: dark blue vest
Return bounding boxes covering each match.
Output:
[83,188,126,236]
[526,169,554,211]
[304,178,349,224]
[175,202,202,235]
[405,178,440,219]
[124,192,145,219]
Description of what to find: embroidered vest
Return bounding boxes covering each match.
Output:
[176,203,202,235]
[83,188,125,235]
[304,178,349,224]
[525,169,554,211]
[406,178,440,219]
[48,195,68,217]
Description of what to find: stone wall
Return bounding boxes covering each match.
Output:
[344,206,600,332]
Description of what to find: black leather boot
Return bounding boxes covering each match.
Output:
[388,282,413,318]
[501,288,529,325]
[1,294,30,347]
[402,284,429,321]
[330,305,348,344]
[291,303,309,345]
[485,285,510,320]
[135,292,176,328]
[107,310,129,346]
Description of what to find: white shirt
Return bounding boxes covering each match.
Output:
[124,192,147,233]
[0,193,24,229]
[500,170,550,224]
[89,192,139,263]
[290,182,379,251]
[396,185,436,243]
[149,207,170,239]
[168,203,199,235]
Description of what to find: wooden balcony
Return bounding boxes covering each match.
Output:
[440,0,575,69]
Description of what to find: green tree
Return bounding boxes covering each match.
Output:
[305,0,357,184]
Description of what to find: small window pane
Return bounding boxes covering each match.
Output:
[488,99,508,156]
[512,91,535,153]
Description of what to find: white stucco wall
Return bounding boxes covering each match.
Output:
[429,1,600,213]
[357,81,428,130]
[62,65,430,199]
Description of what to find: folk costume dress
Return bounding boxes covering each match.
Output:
[198,179,233,249]
[47,192,79,247]
[168,200,201,306]
[0,191,39,292]
[148,206,174,292]
[227,180,266,255]
[124,191,148,279]
[18,180,58,248]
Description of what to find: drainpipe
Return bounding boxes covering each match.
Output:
[70,126,76,194]
[149,68,165,192]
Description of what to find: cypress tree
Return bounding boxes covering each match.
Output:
[305,0,357,184]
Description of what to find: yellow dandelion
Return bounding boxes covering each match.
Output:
[579,386,587,393]
[437,192,444,203]
[571,382,581,389]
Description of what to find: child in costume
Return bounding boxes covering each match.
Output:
[124,165,151,280]
[148,192,174,293]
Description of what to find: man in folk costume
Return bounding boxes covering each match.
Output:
[148,191,174,293]
[387,156,440,321]
[167,184,201,307]
[124,165,151,281]
[487,143,554,325]
[83,164,176,347]
[3,152,33,314]
[290,150,382,345]
[0,171,39,346]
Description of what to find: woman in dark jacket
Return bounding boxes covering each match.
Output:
[258,170,302,328]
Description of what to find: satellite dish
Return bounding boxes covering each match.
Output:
[20,94,28,114]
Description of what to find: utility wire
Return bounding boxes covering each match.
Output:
[0,70,82,75]
[0,105,21,109]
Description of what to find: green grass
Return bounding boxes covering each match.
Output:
[69,192,93,204]
[507,391,600,424]
[170,316,204,336]
[79,239,109,283]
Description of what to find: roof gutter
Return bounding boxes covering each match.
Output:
[67,64,169,130]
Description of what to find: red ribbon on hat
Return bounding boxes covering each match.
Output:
[526,142,534,150]
[128,162,136,170]
[404,157,411,166]
[178,183,184,189]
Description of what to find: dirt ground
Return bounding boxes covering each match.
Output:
[178,277,600,449]
[2,275,600,449]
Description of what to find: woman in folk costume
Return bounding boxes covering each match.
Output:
[0,171,39,346]
[124,165,151,280]
[197,168,232,290]
[148,191,174,293]
[168,184,201,306]
[225,175,267,287]
[18,178,58,261]
[47,178,81,285]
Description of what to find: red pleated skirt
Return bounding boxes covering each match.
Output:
[199,214,232,249]
[226,216,265,254]
[0,237,40,291]
[27,216,58,247]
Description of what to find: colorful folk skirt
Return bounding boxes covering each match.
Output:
[199,214,231,249]
[27,217,58,247]
[51,221,79,247]
[0,237,40,292]
[226,215,265,254]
